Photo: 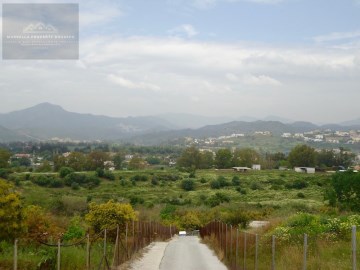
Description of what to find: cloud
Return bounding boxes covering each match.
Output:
[80,6,122,28]
[226,73,282,86]
[314,30,360,43]
[0,35,359,121]
[168,24,198,38]
[191,0,284,9]
[107,74,161,92]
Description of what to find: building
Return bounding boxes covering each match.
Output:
[294,167,315,174]
[232,167,252,172]
[252,164,261,170]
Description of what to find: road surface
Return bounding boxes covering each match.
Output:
[127,236,227,270]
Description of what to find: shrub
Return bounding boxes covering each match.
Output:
[250,182,262,190]
[232,176,241,186]
[131,175,148,182]
[85,201,137,232]
[181,179,195,191]
[297,192,305,198]
[285,180,308,190]
[206,192,230,207]
[200,177,207,183]
[59,167,75,178]
[129,196,145,205]
[103,170,115,181]
[151,176,159,185]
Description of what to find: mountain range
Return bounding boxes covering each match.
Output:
[0,103,359,143]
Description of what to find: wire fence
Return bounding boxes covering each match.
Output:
[11,221,177,270]
[200,220,359,270]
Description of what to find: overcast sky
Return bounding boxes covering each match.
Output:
[0,0,359,123]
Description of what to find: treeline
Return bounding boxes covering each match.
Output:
[177,145,355,170]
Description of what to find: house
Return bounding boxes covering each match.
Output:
[232,167,252,172]
[252,164,261,171]
[294,167,315,174]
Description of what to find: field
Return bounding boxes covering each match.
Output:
[4,168,360,269]
[18,169,331,220]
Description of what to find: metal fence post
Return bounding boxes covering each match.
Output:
[57,239,61,270]
[243,232,247,270]
[13,239,17,270]
[272,235,276,270]
[303,234,308,270]
[236,228,239,270]
[230,225,233,257]
[255,234,259,270]
[352,226,356,270]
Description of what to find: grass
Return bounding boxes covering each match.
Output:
[17,169,331,219]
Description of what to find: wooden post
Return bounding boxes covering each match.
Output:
[303,234,308,270]
[57,239,61,270]
[272,235,276,270]
[86,234,90,270]
[243,232,247,270]
[230,225,233,257]
[235,228,239,270]
[255,234,259,270]
[13,239,18,270]
[352,226,356,270]
[104,229,107,257]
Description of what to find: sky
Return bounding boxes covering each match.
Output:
[0,0,360,123]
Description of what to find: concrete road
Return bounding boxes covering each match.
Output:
[159,236,228,270]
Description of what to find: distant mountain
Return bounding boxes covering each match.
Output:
[0,103,175,141]
[0,125,29,142]
[341,118,360,126]
[157,113,233,129]
[263,115,294,123]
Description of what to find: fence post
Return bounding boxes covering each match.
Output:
[303,234,308,270]
[57,239,61,270]
[86,234,90,270]
[235,228,239,270]
[272,235,276,270]
[13,239,17,270]
[230,225,233,257]
[243,232,247,270]
[104,229,107,257]
[352,226,356,270]
[255,234,258,270]
[225,224,228,259]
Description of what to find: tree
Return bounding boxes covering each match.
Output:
[87,151,109,170]
[215,149,232,169]
[0,179,23,240]
[128,156,147,170]
[199,151,214,169]
[59,167,75,178]
[0,148,11,168]
[329,171,360,210]
[179,211,202,231]
[232,148,260,168]
[67,152,87,171]
[177,146,201,169]
[85,201,137,232]
[288,145,316,167]
[113,152,125,169]
[317,150,336,168]
[23,205,63,241]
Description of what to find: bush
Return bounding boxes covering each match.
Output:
[64,173,100,188]
[210,176,229,189]
[232,176,241,186]
[131,175,148,182]
[250,182,262,190]
[200,177,207,183]
[206,192,230,207]
[103,170,115,181]
[129,196,145,205]
[59,167,75,178]
[95,168,105,177]
[0,168,12,179]
[285,180,308,190]
[297,192,305,198]
[181,179,195,191]
[71,182,80,190]
[151,176,159,185]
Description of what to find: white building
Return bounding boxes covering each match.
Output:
[294,167,315,174]
[252,164,261,170]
